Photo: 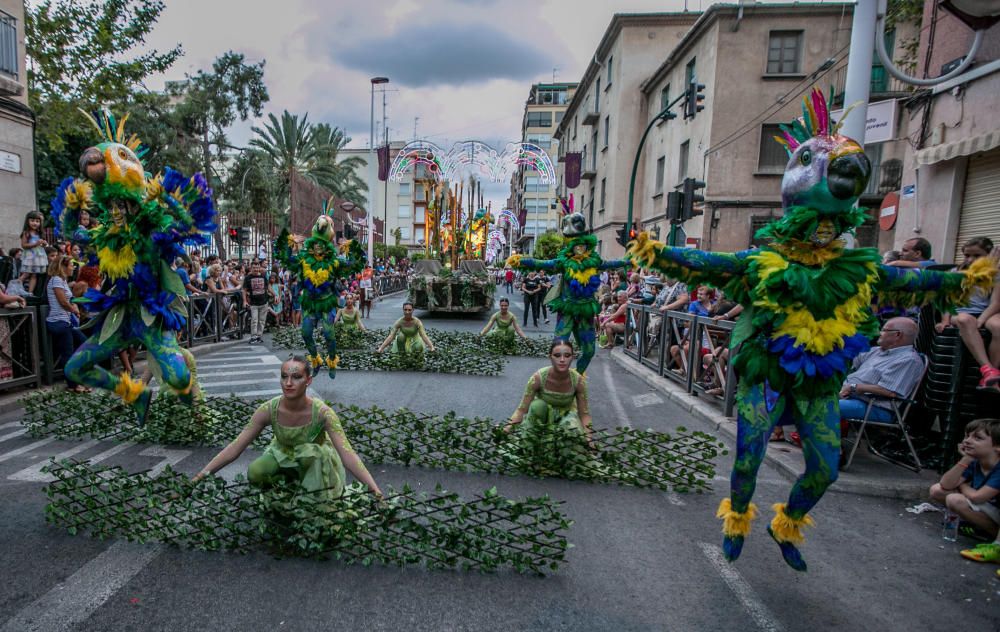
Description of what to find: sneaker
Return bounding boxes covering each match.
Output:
[978,365,1000,389]
[960,542,1000,563]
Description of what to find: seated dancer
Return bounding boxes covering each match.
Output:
[377,302,436,354]
[503,339,595,453]
[193,355,382,501]
[334,294,366,332]
[480,298,527,341]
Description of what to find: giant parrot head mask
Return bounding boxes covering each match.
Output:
[772,89,872,246]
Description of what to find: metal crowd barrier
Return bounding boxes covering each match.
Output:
[186,291,246,346]
[623,304,738,417]
[0,307,41,392]
[375,275,408,295]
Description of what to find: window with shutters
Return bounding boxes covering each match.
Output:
[766,31,803,75]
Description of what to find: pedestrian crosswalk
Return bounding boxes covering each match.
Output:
[152,343,284,399]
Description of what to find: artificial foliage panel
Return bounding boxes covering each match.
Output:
[44,459,571,574]
[25,392,725,492]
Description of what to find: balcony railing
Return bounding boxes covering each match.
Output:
[830,65,913,105]
[862,158,903,198]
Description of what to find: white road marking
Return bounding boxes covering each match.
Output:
[632,392,664,408]
[0,421,20,429]
[196,359,282,369]
[0,438,57,464]
[138,446,192,478]
[8,439,99,482]
[665,492,686,506]
[699,542,785,632]
[0,428,27,443]
[234,389,283,397]
[602,360,631,428]
[0,541,163,632]
[9,441,136,483]
[196,377,280,388]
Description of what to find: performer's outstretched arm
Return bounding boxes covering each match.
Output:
[322,405,382,498]
[627,232,749,289]
[598,258,630,271]
[272,228,300,270]
[875,257,996,312]
[192,407,270,481]
[480,312,498,336]
[505,372,541,430]
[506,254,559,272]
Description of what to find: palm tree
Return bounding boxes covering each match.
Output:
[249,111,368,209]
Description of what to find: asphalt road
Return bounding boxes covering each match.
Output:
[0,289,997,631]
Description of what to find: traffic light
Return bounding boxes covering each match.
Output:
[228,227,239,242]
[628,222,638,241]
[238,227,252,243]
[683,80,706,120]
[666,191,682,223]
[615,225,629,247]
[681,177,706,221]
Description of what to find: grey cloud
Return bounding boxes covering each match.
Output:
[334,23,555,87]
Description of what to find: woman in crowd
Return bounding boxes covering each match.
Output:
[503,338,594,451]
[480,297,527,341]
[600,291,629,349]
[935,237,1000,389]
[334,294,366,332]
[193,355,383,501]
[377,302,435,354]
[45,255,89,393]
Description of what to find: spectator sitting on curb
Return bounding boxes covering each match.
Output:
[929,418,1000,566]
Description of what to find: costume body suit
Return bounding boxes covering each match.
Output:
[506,208,627,373]
[486,312,517,342]
[52,111,217,421]
[628,90,996,570]
[389,317,428,354]
[273,214,365,376]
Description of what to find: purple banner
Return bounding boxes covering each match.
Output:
[564,152,581,189]
[377,144,391,181]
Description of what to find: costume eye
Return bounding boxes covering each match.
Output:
[799,149,811,166]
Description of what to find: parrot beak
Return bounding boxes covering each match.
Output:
[827,150,871,201]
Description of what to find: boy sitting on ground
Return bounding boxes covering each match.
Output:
[929,418,1000,568]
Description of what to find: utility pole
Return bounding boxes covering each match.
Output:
[841,0,876,145]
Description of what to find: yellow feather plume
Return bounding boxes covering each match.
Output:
[505,254,522,268]
[97,245,137,281]
[113,372,146,404]
[627,231,662,268]
[302,260,331,286]
[961,257,998,302]
[769,503,814,544]
[325,355,340,369]
[717,498,758,538]
[64,180,94,211]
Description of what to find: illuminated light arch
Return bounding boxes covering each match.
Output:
[388,140,556,185]
[496,209,520,231]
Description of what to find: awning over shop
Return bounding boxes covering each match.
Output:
[915,128,1000,166]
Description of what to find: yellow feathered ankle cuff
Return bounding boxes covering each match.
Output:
[306,354,322,368]
[114,372,145,404]
[769,503,815,545]
[325,355,339,369]
[716,498,757,538]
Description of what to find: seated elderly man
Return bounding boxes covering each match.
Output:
[838,317,924,423]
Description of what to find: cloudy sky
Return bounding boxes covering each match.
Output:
[141,0,769,207]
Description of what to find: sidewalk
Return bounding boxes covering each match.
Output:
[0,338,245,416]
[609,348,938,500]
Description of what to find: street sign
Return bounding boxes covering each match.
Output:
[0,150,20,173]
[879,191,899,230]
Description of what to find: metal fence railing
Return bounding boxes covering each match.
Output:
[623,304,738,416]
[375,275,408,296]
[0,307,41,393]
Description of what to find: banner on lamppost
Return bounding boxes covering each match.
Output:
[564,152,582,189]
[377,144,391,181]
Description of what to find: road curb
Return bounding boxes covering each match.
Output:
[608,348,934,500]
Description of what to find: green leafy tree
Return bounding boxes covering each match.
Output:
[311,123,368,208]
[533,231,563,259]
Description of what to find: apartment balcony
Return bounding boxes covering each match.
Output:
[860,157,903,200]
[582,110,600,126]
[580,167,598,181]
[830,65,913,106]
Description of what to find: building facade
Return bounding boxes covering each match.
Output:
[339,141,421,250]
[509,82,577,254]
[894,3,1000,265]
[0,0,34,251]
[553,13,700,258]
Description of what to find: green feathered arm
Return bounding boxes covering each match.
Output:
[599,258,630,271]
[337,239,367,276]
[272,228,299,270]
[627,232,749,291]
[875,257,997,313]
[505,254,559,272]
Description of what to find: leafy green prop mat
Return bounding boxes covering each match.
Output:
[269,325,551,377]
[25,391,725,492]
[44,459,570,574]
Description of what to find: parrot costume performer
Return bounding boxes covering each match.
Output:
[273,201,365,377]
[627,89,996,571]
[505,196,629,373]
[51,110,217,423]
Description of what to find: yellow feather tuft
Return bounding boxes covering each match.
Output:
[64,180,94,211]
[306,354,322,368]
[769,503,814,545]
[505,254,523,268]
[326,355,340,369]
[770,240,845,266]
[302,261,331,286]
[114,372,146,404]
[960,257,998,302]
[626,231,662,268]
[716,498,758,538]
[97,245,137,281]
[145,175,164,202]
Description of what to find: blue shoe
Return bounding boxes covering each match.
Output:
[722,535,745,562]
[132,389,153,427]
[767,525,807,572]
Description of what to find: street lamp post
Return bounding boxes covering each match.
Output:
[369,76,389,264]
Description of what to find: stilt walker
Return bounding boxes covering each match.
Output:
[51,110,217,423]
[273,199,366,377]
[628,89,996,570]
[505,197,628,373]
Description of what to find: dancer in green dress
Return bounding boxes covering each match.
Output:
[502,339,596,474]
[480,298,527,342]
[193,355,382,500]
[377,302,436,354]
[334,295,366,332]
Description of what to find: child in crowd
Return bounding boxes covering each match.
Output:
[929,418,1000,568]
[20,211,48,295]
